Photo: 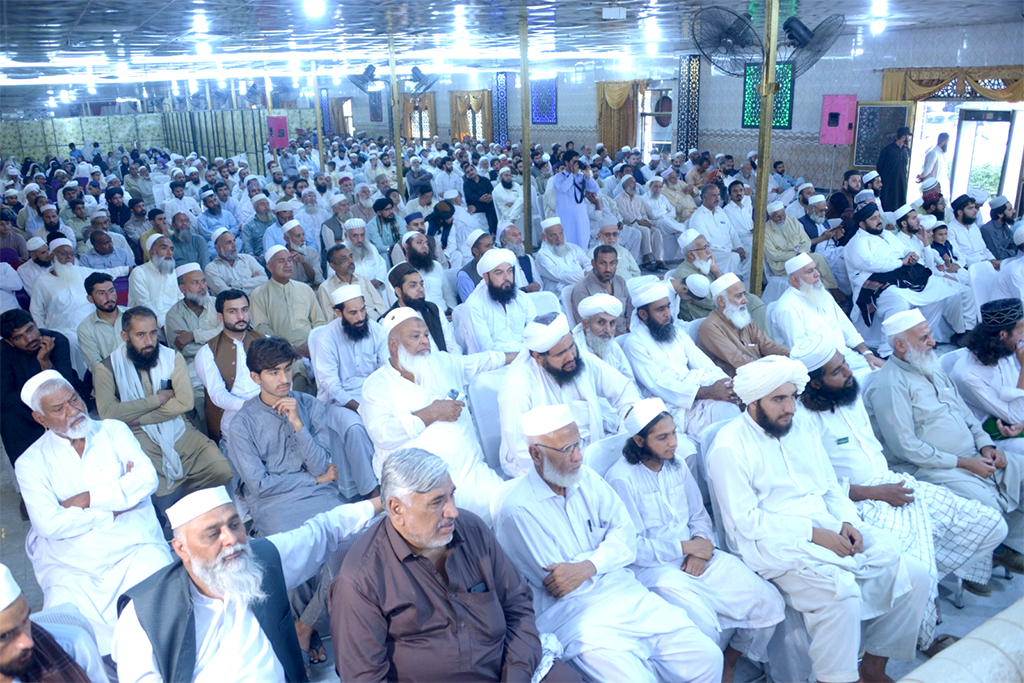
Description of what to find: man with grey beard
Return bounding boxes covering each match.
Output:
[534,218,590,295]
[343,218,390,301]
[112,484,382,682]
[698,273,789,377]
[130,233,184,330]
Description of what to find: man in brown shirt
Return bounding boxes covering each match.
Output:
[567,245,632,332]
[698,273,789,377]
[329,448,580,683]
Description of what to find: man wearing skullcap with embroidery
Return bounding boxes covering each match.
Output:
[698,273,788,377]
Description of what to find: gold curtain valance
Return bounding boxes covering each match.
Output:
[881,66,1024,102]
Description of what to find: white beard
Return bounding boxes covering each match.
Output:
[398,345,446,398]
[649,189,662,199]
[905,344,940,379]
[58,414,93,439]
[584,328,613,357]
[723,301,752,329]
[186,541,267,608]
[151,255,176,275]
[811,213,827,225]
[546,242,570,258]
[359,196,373,208]
[53,260,83,289]
[798,280,833,311]
[541,453,582,488]
[345,241,373,263]
[505,242,525,258]
[692,257,712,275]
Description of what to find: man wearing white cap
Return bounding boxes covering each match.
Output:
[606,398,786,679]
[240,193,275,257]
[161,180,202,231]
[587,217,641,280]
[360,308,515,523]
[615,174,666,272]
[641,176,689,261]
[535,217,590,295]
[662,167,699,224]
[698,273,789,377]
[343,218,392,302]
[708,356,932,683]
[205,226,268,296]
[980,195,1018,261]
[128,233,183,329]
[572,293,635,383]
[795,334,1008,629]
[321,193,353,252]
[197,189,239,262]
[16,369,174,654]
[463,247,536,353]
[17,237,52,299]
[496,404,724,683]
[492,165,524,226]
[622,279,741,445]
[111,485,381,683]
[796,192,848,285]
[279,219,323,287]
[864,309,1024,565]
[259,199,299,255]
[498,312,639,477]
[688,185,747,283]
[764,200,842,293]
[785,181,816,219]
[295,187,330,255]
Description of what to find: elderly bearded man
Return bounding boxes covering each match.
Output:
[535,218,590,295]
[240,194,275,257]
[129,233,184,329]
[320,194,353,253]
[280,220,322,287]
[344,218,392,304]
[204,226,268,295]
[763,200,842,296]
[698,273,789,377]
[463,247,537,353]
[571,294,635,384]
[688,185,746,283]
[359,309,516,524]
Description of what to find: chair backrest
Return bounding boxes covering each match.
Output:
[827,218,842,229]
[764,300,779,340]
[685,317,702,343]
[466,365,510,473]
[489,476,523,524]
[697,419,737,552]
[526,290,560,317]
[582,432,630,478]
[939,347,968,378]
[560,285,576,322]
[152,182,169,205]
[307,323,329,367]
[450,303,470,354]
[970,261,1001,310]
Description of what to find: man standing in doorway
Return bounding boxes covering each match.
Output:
[876,126,912,212]
[918,132,950,198]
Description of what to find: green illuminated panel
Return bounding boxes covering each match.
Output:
[742,62,794,130]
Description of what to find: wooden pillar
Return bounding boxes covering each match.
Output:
[387,10,405,197]
[749,0,780,296]
[519,16,533,252]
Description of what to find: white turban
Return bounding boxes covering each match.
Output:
[19,369,68,409]
[523,313,571,352]
[918,214,938,230]
[146,233,169,252]
[540,217,561,230]
[733,356,809,404]
[578,293,623,320]
[790,334,840,373]
[497,166,512,177]
[166,486,233,529]
[784,253,814,275]
[881,309,925,337]
[264,244,288,262]
[709,273,741,300]
[174,262,201,278]
[893,204,914,220]
[624,397,670,436]
[685,274,710,298]
[401,231,421,245]
[381,307,423,336]
[330,284,363,307]
[521,404,575,437]
[1014,225,1024,246]
[476,248,516,277]
[630,280,670,308]
[49,238,74,252]
[678,228,701,250]
[0,564,22,610]
[23,183,40,194]
[766,201,785,214]
[343,218,366,231]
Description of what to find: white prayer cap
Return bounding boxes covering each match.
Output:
[523,313,571,353]
[537,217,563,232]
[64,180,79,189]
[0,564,22,610]
[274,200,299,213]
[3,189,17,198]
[443,189,460,200]
[265,244,288,262]
[893,204,914,220]
[596,142,605,149]
[19,369,68,409]
[796,182,814,193]
[40,204,57,213]
[201,189,216,199]
[521,404,575,438]
[808,194,826,206]
[734,356,808,404]
[612,163,624,173]
[790,334,840,373]
[282,219,302,234]
[578,293,623,320]
[854,189,876,204]
[381,307,423,337]
[862,170,879,183]
[26,237,46,251]
[921,177,940,191]
[882,308,926,337]
[497,166,512,177]
[401,230,421,245]
[49,238,74,252]
[631,280,670,308]
[210,227,231,245]
[145,233,169,252]
[785,252,814,275]
[624,397,670,436]
[918,214,938,230]
[4,167,17,176]
[498,154,508,160]
[23,183,40,193]
[175,262,202,279]
[187,166,199,174]
[766,200,785,214]
[678,228,701,249]
[464,229,487,250]
[476,248,516,277]
[171,168,185,177]
[1014,225,1024,246]
[301,187,317,197]
[989,195,1009,210]
[343,218,367,231]
[714,153,725,160]
[685,274,710,298]
[330,284,363,307]
[651,154,661,161]
[166,486,234,529]
[90,165,102,174]
[688,148,699,155]
[746,150,757,159]
[330,194,348,207]
[968,188,989,205]
[709,273,741,300]
[621,146,631,152]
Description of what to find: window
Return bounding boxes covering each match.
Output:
[639,89,673,158]
[742,62,794,130]
[531,79,557,125]
[341,99,354,138]
[468,107,483,139]
[410,108,431,143]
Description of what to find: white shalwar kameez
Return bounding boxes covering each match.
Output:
[707,412,932,683]
[641,191,687,260]
[493,181,524,226]
[535,242,589,295]
[349,247,395,306]
[463,282,536,353]
[772,286,872,380]
[946,218,1000,302]
[688,205,747,282]
[310,317,388,408]
[15,420,173,654]
[996,254,1024,299]
[552,170,598,250]
[359,351,506,524]
[805,398,1005,649]
[722,200,754,260]
[112,501,376,683]
[498,352,640,478]
[495,467,723,683]
[605,458,785,660]
[128,260,184,328]
[894,230,977,327]
[952,352,1024,424]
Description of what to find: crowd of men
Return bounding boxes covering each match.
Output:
[0,128,1022,683]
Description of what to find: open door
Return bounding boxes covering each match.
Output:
[950,108,1013,201]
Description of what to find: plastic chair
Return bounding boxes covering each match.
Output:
[764,301,780,341]
[489,476,523,525]
[581,432,629,479]
[526,290,560,317]
[560,285,576,323]
[467,365,510,474]
[152,182,169,206]
[307,323,329,367]
[939,347,968,377]
[450,303,470,354]
[969,261,1001,311]
[759,258,789,304]
[685,317,702,343]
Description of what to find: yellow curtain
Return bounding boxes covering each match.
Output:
[880,67,1023,102]
[449,90,492,143]
[595,80,648,154]
[401,93,437,141]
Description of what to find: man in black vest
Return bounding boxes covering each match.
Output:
[380,262,459,354]
[112,486,382,682]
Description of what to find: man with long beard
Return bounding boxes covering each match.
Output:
[764,201,843,297]
[535,218,589,295]
[499,312,639,477]
[492,165,524,226]
[698,273,788,377]
[661,168,699,224]
[343,218,391,304]
[240,194,275,257]
[197,190,238,260]
[205,226,268,296]
[111,484,382,682]
[351,183,376,223]
[129,233,183,330]
[15,370,173,655]
[281,220,322,287]
[979,195,1018,261]
[320,194,352,254]
[295,188,329,257]
[463,248,536,353]
[399,230,454,312]
[360,309,514,523]
[571,293,635,383]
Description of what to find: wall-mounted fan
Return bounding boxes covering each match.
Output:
[348,65,378,94]
[409,66,439,95]
[691,8,764,77]
[780,15,846,77]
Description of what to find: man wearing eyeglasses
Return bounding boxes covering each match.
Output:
[587,219,641,281]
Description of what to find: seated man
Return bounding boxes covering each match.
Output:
[698,273,788,377]
[111,486,382,682]
[93,306,233,502]
[708,356,932,683]
[330,448,580,683]
[360,309,515,524]
[865,309,1024,571]
[168,211,210,270]
[622,279,740,446]
[318,243,388,321]
[571,293,635,382]
[464,247,537,353]
[382,263,460,355]
[204,226,269,295]
[345,218,392,304]
[763,201,841,296]
[798,194,849,294]
[640,176,688,255]
[587,218,641,281]
[15,370,173,653]
[567,245,631,332]
[615,174,666,272]
[995,226,1024,299]
[400,230,453,313]
[250,245,328,393]
[455,229,493,303]
[535,218,590,295]
[606,398,785,679]
[794,334,1007,644]
[500,312,640,477]
[129,233,183,330]
[78,229,134,269]
[496,405,724,683]
[687,185,745,283]
[496,220,543,292]
[772,253,884,380]
[165,263,222,382]
[77,272,127,372]
[281,219,323,287]
[979,195,1018,261]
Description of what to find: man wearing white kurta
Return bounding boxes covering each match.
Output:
[463,248,536,353]
[498,312,640,478]
[688,186,746,283]
[359,309,514,525]
[621,279,740,444]
[572,293,635,382]
[606,398,785,674]
[534,217,590,295]
[130,233,184,329]
[919,135,949,197]
[112,486,381,683]
[15,370,172,654]
[707,356,932,683]
[952,298,1024,429]
[344,219,393,305]
[772,253,883,380]
[204,227,269,295]
[492,166,524,226]
[495,405,723,683]
[641,177,687,259]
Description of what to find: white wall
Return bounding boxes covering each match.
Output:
[699,22,1024,191]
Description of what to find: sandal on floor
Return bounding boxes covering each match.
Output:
[921,634,959,658]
